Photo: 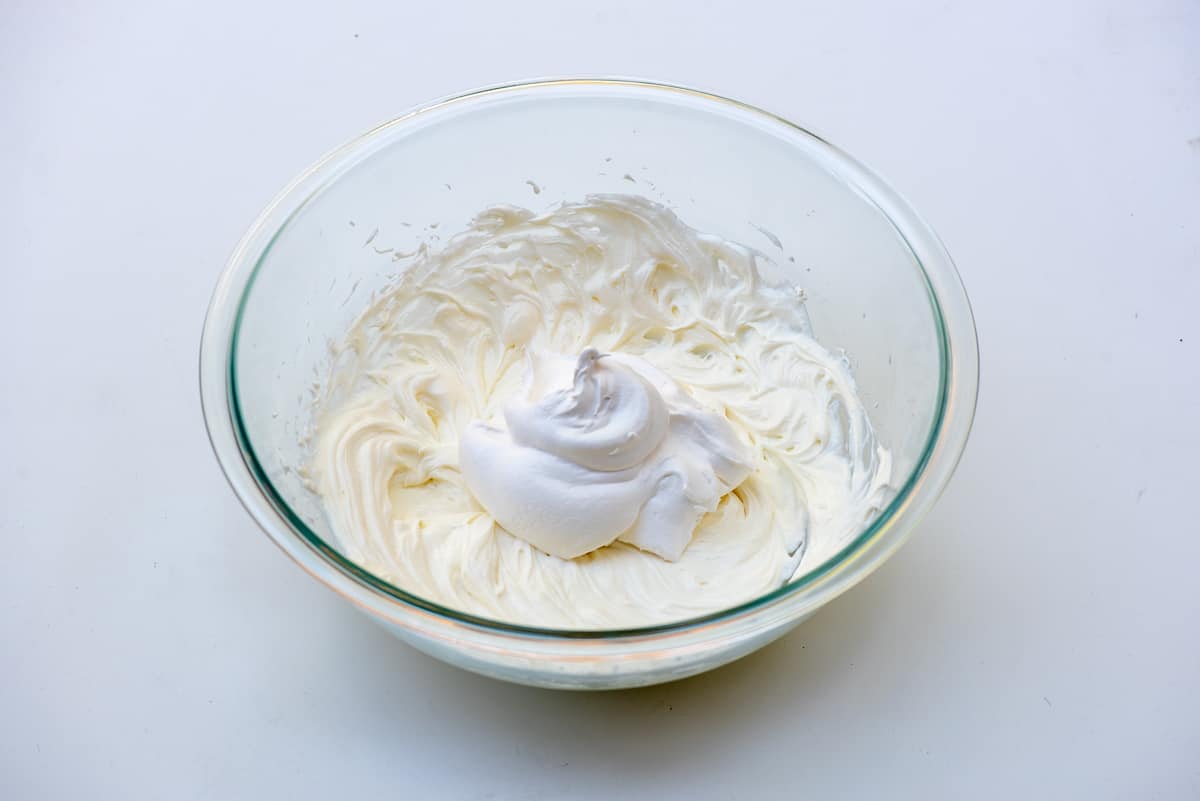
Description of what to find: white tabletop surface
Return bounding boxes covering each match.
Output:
[4,0,1198,798]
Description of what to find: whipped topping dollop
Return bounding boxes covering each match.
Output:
[310,195,892,629]
[460,348,753,561]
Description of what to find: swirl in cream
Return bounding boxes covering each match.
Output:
[311,195,891,629]
[460,348,753,561]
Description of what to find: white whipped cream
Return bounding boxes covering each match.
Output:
[311,195,891,629]
[459,348,753,561]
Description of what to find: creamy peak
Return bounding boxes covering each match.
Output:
[460,348,753,561]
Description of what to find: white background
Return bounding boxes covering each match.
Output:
[3,1,1198,798]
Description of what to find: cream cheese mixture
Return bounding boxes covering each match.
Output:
[311,195,891,628]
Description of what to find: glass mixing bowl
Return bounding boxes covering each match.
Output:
[200,79,978,689]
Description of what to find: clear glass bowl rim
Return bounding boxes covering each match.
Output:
[200,77,979,645]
